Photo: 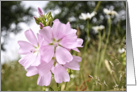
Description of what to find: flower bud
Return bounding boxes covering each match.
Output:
[40,22,44,29]
[46,20,50,26]
[34,8,53,27]
[38,7,43,16]
[45,12,51,19]
[34,16,39,24]
[34,16,37,20]
[45,12,53,26]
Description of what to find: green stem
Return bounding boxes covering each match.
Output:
[95,31,102,76]
[80,19,90,89]
[99,17,111,69]
[83,19,90,52]
[102,29,106,40]
[92,1,102,77]
[57,83,59,87]
[92,30,103,91]
[56,83,61,91]
[92,17,111,91]
[64,82,68,91]
[42,86,54,91]
[94,1,101,12]
[42,86,46,91]
[87,20,90,39]
[49,87,54,91]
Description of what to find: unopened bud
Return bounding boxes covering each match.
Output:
[34,8,53,27]
[46,20,50,26]
[34,16,37,20]
[49,16,53,22]
[45,12,52,19]
[38,7,43,16]
[40,22,44,29]
[34,16,39,24]
[45,12,53,26]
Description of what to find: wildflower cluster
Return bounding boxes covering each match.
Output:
[92,25,105,34]
[18,7,83,86]
[103,8,118,17]
[79,11,97,20]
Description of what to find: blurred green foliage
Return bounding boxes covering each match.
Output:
[1,60,41,91]
[44,1,126,42]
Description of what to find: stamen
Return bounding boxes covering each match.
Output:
[49,38,60,47]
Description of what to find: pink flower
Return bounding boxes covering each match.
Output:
[26,56,82,85]
[32,19,83,84]
[64,56,82,70]
[26,60,54,86]
[52,56,82,83]
[52,64,70,83]
[18,18,83,86]
[39,19,83,65]
[18,29,44,69]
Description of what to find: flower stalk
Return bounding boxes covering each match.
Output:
[94,1,101,12]
[42,86,46,91]
[99,17,111,71]
[56,83,61,91]
[95,30,102,76]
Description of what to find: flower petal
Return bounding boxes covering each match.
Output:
[52,19,74,40]
[55,46,73,64]
[36,60,54,86]
[26,66,38,77]
[64,56,82,70]
[52,64,70,83]
[25,29,38,46]
[40,45,54,63]
[18,41,34,55]
[52,19,66,40]
[19,54,35,69]
[76,38,83,47]
[31,54,41,66]
[59,32,77,49]
[73,56,82,62]
[37,33,49,48]
[37,60,54,74]
[37,33,43,47]
[37,71,51,86]
[39,26,53,43]
[79,13,87,20]
[72,48,80,52]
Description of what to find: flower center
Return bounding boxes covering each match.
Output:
[35,46,40,53]
[31,45,40,55]
[49,38,60,47]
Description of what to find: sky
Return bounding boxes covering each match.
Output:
[1,1,49,64]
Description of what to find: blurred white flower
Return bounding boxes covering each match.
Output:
[70,74,75,79]
[92,25,105,34]
[118,48,125,53]
[103,8,118,16]
[79,11,97,20]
